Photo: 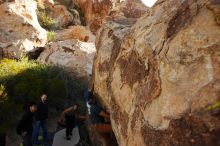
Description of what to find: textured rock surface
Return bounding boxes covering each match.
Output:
[54,25,95,42]
[110,0,147,19]
[76,0,112,33]
[45,4,75,29]
[76,0,147,33]
[0,0,47,59]
[69,8,81,26]
[38,39,96,76]
[93,0,220,145]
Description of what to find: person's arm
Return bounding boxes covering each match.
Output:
[60,107,73,121]
[76,114,87,120]
[99,110,110,118]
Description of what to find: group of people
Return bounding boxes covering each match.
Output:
[16,83,113,146]
[16,94,48,146]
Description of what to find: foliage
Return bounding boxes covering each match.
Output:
[0,85,8,102]
[36,0,45,10]
[37,10,55,30]
[207,101,220,111]
[0,58,87,132]
[0,85,21,132]
[47,31,55,42]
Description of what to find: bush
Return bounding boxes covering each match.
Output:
[0,58,87,132]
[37,11,55,30]
[0,85,21,133]
[47,31,55,42]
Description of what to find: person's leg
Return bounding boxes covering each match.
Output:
[66,125,71,139]
[40,121,48,140]
[95,123,112,133]
[33,121,40,144]
[70,125,74,136]
[65,116,71,139]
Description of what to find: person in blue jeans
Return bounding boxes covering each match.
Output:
[33,94,48,144]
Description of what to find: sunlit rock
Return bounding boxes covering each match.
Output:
[93,0,220,145]
[0,0,47,59]
[38,39,96,77]
[76,0,147,34]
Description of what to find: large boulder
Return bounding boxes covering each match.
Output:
[38,39,96,77]
[76,0,147,34]
[44,4,76,29]
[0,0,47,59]
[93,0,220,146]
[110,0,147,19]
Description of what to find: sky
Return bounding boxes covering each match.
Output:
[141,0,158,7]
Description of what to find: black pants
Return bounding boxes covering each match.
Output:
[22,134,32,146]
[65,115,75,138]
[66,125,74,138]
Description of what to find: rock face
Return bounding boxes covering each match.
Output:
[45,4,77,29]
[54,25,95,42]
[76,0,147,33]
[110,0,147,19]
[38,39,96,77]
[76,0,112,33]
[93,0,220,145]
[0,0,47,59]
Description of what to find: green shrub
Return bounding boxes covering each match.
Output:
[207,101,220,111]
[0,85,21,132]
[47,31,55,42]
[37,11,55,30]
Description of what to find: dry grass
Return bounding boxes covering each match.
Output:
[55,25,90,42]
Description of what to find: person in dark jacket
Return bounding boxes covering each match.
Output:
[16,101,37,146]
[59,104,86,140]
[33,94,48,144]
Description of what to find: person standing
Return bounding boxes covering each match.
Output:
[33,94,48,144]
[59,104,86,140]
[16,101,37,146]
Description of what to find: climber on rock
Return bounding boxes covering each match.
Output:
[88,97,112,133]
